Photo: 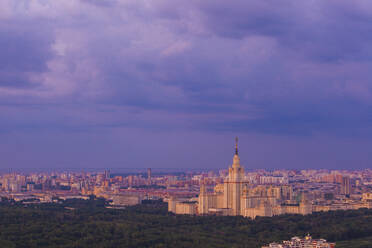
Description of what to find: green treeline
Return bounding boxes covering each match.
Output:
[0,198,372,248]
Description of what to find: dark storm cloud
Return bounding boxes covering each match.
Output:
[196,0,372,62]
[208,100,372,136]
[195,0,297,38]
[1,0,372,136]
[1,0,372,169]
[0,20,54,89]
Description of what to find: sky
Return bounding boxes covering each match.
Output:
[1,0,372,171]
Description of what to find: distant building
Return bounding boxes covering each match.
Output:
[321,174,343,184]
[110,194,143,206]
[168,197,197,215]
[198,138,309,218]
[341,176,351,195]
[169,138,310,218]
[262,234,335,248]
[104,170,110,180]
[147,168,152,184]
[199,137,245,216]
[259,176,288,185]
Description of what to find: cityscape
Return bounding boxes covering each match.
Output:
[2,139,372,247]
[2,0,372,247]
[2,139,372,218]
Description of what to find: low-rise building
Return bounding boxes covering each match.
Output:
[262,234,335,248]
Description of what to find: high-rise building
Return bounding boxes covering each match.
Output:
[223,137,245,215]
[175,138,307,218]
[198,138,302,218]
[198,137,245,216]
[147,168,152,184]
[128,175,134,187]
[104,170,110,180]
[341,176,351,195]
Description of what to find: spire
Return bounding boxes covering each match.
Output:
[235,137,238,155]
[232,136,241,168]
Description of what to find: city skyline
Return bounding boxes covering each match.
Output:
[1,1,372,170]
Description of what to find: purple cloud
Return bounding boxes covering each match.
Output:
[0,0,372,169]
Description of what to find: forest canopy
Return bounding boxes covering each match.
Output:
[0,198,371,248]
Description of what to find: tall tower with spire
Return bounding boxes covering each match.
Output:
[235,137,239,155]
[223,137,245,215]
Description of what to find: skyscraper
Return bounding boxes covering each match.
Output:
[341,176,351,195]
[197,137,246,216]
[147,168,152,185]
[192,137,302,218]
[223,137,245,215]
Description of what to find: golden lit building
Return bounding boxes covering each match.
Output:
[198,138,245,216]
[170,138,313,218]
[168,196,197,215]
[196,138,311,218]
[223,137,245,215]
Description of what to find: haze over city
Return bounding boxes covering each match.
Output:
[1,0,372,170]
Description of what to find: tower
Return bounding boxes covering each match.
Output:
[198,183,208,214]
[147,168,152,185]
[223,137,245,215]
[341,176,351,195]
[104,170,110,180]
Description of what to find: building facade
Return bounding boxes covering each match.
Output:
[197,138,307,218]
[169,138,314,218]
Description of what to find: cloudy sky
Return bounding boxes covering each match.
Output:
[1,0,372,171]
